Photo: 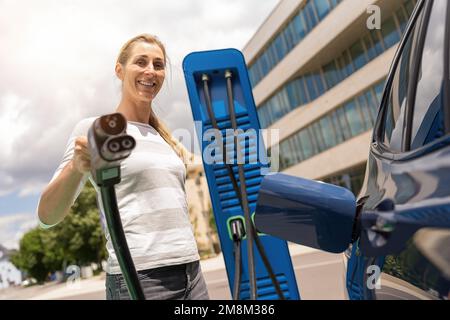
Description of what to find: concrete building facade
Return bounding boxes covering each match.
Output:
[243,0,417,195]
[185,155,220,258]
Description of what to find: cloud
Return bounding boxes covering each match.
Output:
[0,212,38,250]
[0,0,279,198]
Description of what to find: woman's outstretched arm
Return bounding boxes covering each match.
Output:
[38,136,90,226]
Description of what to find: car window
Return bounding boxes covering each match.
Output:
[410,1,447,149]
[381,5,426,152]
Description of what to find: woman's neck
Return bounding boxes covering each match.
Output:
[116,97,152,124]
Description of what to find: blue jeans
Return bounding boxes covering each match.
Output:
[105,261,210,300]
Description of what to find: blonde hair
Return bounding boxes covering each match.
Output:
[116,34,190,164]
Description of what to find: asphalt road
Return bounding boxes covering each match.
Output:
[0,249,346,300]
[202,250,346,300]
[63,250,346,300]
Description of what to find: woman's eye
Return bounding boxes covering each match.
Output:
[137,60,146,66]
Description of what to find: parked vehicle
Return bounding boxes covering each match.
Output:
[255,0,450,300]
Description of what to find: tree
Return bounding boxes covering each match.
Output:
[52,181,107,267]
[10,181,107,282]
[10,228,49,283]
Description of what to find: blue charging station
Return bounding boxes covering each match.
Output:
[183,49,300,300]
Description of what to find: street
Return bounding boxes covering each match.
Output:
[203,247,347,300]
[0,244,347,300]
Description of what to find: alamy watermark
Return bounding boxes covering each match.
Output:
[366,265,382,290]
[66,264,81,290]
[367,5,381,30]
[172,121,280,175]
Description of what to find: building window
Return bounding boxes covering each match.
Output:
[272,80,385,171]
[299,128,314,160]
[323,165,367,196]
[304,72,319,100]
[336,50,354,79]
[303,1,319,31]
[323,60,341,89]
[257,0,417,129]
[380,17,402,50]
[336,107,352,140]
[349,40,367,71]
[248,0,341,87]
[319,115,337,149]
[344,100,365,136]
[357,94,374,131]
[313,0,332,20]
[396,6,409,34]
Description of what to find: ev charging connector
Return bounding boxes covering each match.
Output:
[87,112,144,300]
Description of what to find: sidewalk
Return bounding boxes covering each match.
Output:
[200,242,317,273]
[29,274,106,300]
[2,243,317,300]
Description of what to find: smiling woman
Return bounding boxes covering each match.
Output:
[36,34,209,300]
[115,35,187,161]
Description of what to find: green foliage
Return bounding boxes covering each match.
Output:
[383,255,406,279]
[383,239,442,291]
[10,181,107,282]
[10,228,49,283]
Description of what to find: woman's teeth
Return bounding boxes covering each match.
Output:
[137,80,156,87]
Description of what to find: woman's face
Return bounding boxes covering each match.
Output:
[116,41,166,104]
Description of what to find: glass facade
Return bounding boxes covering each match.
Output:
[272,80,385,171]
[248,0,342,87]
[323,165,367,196]
[257,0,417,129]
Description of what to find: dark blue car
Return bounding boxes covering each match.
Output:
[255,0,450,300]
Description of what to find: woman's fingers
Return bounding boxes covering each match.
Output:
[75,145,90,158]
[75,136,88,149]
[73,136,92,173]
[78,154,91,163]
[75,137,90,154]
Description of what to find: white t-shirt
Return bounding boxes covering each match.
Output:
[38,117,200,274]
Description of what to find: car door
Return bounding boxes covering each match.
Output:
[347,0,450,300]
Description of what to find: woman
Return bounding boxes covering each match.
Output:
[37,34,210,300]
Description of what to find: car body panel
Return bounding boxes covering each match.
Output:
[347,0,450,300]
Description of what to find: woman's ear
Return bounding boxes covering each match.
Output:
[115,63,124,81]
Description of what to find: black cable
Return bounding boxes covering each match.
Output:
[100,184,145,300]
[224,70,257,301]
[202,74,256,299]
[224,70,285,300]
[232,240,242,300]
[231,219,245,300]
[202,74,240,196]
[202,72,285,300]
[202,74,255,299]
[250,224,285,299]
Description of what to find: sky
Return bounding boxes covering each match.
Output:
[0,0,280,249]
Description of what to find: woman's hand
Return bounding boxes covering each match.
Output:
[72,136,91,173]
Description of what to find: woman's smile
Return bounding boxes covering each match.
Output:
[137,79,157,88]
[136,79,158,92]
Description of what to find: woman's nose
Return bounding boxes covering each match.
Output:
[144,65,156,75]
